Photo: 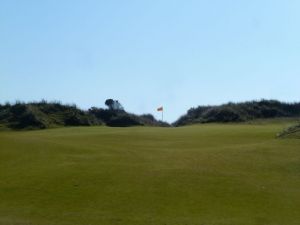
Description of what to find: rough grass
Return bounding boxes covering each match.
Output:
[0,122,300,225]
[278,123,300,139]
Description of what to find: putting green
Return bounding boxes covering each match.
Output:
[0,123,299,225]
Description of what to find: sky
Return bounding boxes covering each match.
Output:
[1,0,300,122]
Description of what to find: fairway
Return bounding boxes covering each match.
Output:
[0,123,300,225]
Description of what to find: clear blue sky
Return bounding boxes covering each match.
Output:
[1,0,300,122]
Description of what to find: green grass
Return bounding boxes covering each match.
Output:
[0,122,300,225]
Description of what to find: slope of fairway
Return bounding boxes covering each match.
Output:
[278,123,300,139]
[0,123,300,225]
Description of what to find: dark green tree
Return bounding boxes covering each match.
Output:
[105,99,114,110]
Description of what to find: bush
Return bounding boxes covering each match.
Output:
[106,115,142,127]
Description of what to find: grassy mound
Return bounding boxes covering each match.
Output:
[0,101,168,130]
[88,107,169,127]
[174,100,300,126]
[0,102,101,129]
[277,123,300,138]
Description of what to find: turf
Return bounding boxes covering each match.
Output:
[0,123,300,225]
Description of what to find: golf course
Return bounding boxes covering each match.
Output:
[1,121,299,225]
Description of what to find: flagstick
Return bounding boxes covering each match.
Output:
[162,110,163,121]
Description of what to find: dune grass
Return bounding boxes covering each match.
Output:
[0,122,300,225]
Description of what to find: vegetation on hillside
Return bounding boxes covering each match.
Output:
[2,99,299,130]
[88,107,168,127]
[174,100,300,126]
[0,100,167,130]
[0,101,101,129]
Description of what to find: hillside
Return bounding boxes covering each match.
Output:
[174,100,300,126]
[88,107,168,127]
[0,101,167,130]
[0,101,101,129]
[2,100,299,130]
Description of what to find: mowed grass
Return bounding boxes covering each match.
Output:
[0,123,300,225]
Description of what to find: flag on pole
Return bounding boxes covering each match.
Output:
[157,106,163,111]
[157,106,164,121]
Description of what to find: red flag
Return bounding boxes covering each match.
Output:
[157,106,163,111]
